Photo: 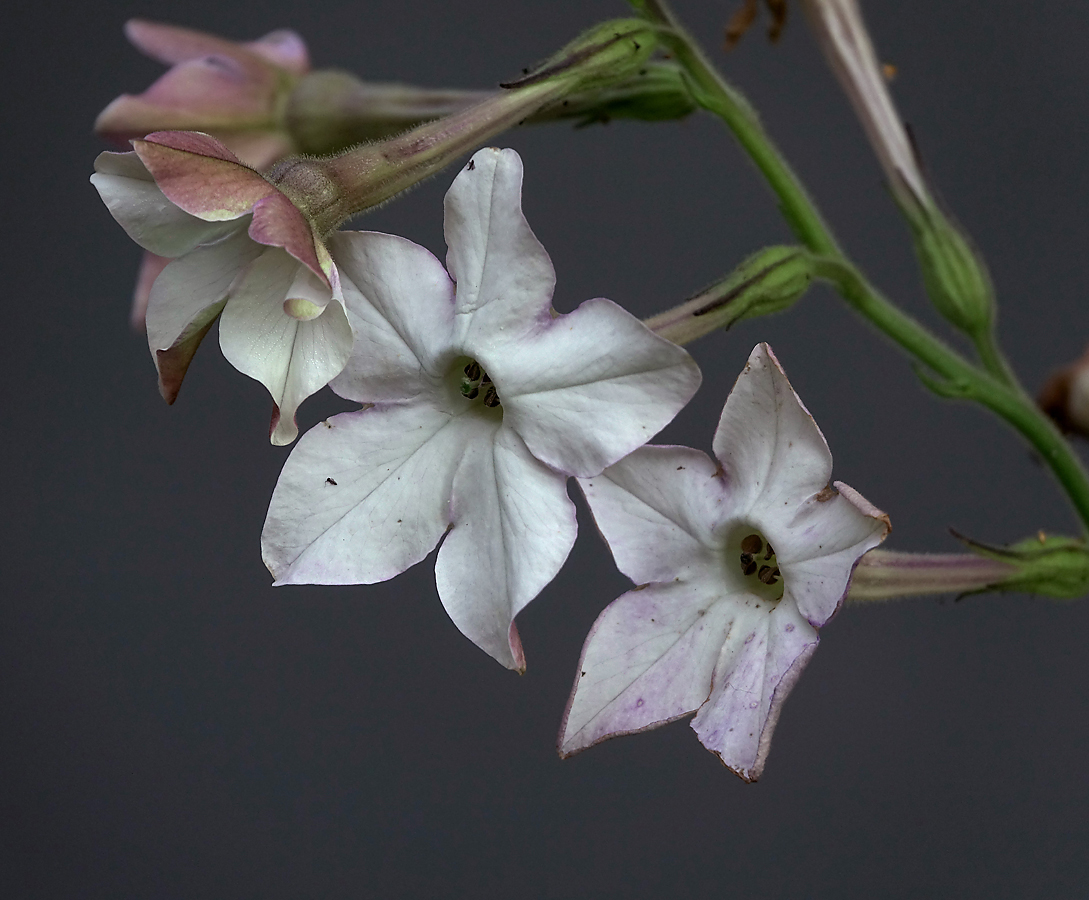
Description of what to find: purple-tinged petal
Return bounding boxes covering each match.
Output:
[218,250,352,445]
[130,251,170,330]
[246,29,309,74]
[559,580,733,756]
[770,480,890,626]
[96,56,275,139]
[91,151,238,256]
[690,602,818,781]
[124,19,261,66]
[713,343,833,516]
[262,402,472,584]
[435,424,577,671]
[444,148,555,345]
[492,297,700,476]
[146,229,265,402]
[329,231,457,403]
[134,133,276,221]
[578,446,726,586]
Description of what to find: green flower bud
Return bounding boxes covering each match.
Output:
[910,206,994,338]
[645,247,813,346]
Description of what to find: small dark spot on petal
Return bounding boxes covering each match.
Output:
[325,478,337,486]
[467,159,476,170]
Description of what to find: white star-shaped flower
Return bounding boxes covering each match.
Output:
[560,343,889,779]
[261,147,702,670]
[91,131,350,445]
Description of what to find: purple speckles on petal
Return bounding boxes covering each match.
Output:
[785,623,795,632]
[636,698,645,707]
[749,701,758,709]
[744,631,757,644]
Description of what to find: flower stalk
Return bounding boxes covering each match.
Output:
[636,0,1089,534]
[269,18,658,235]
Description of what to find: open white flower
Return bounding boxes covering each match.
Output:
[261,147,701,670]
[559,343,889,780]
[91,131,350,445]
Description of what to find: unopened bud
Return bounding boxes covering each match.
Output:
[909,207,994,337]
[645,247,813,346]
[910,205,997,335]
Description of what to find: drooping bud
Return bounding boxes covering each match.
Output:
[801,0,995,339]
[644,246,813,346]
[95,19,308,170]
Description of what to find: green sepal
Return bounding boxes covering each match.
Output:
[543,61,696,126]
[704,246,814,326]
[500,19,658,95]
[953,530,1089,600]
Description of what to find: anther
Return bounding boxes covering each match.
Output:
[741,534,763,555]
[758,565,779,585]
[764,542,775,561]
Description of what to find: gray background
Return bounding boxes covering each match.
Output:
[5,1,1089,896]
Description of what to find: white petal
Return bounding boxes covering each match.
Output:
[487,297,701,476]
[262,401,473,584]
[690,602,818,781]
[559,579,734,756]
[146,229,263,354]
[435,423,577,670]
[578,446,727,586]
[768,480,890,626]
[713,343,833,516]
[219,249,353,445]
[92,151,239,257]
[444,148,555,345]
[328,231,456,403]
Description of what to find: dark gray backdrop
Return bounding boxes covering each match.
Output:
[5,1,1088,896]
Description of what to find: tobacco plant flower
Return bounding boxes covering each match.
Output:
[261,148,701,670]
[560,344,889,780]
[91,131,349,445]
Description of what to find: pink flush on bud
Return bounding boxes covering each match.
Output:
[92,131,351,445]
[95,19,310,171]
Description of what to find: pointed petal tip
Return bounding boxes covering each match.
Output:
[269,403,300,446]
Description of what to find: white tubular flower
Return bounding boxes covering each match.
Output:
[91,131,351,445]
[261,147,701,671]
[560,344,889,780]
[801,0,930,210]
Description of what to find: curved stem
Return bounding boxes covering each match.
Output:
[640,0,1089,532]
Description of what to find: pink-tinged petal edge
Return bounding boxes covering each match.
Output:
[134,132,331,287]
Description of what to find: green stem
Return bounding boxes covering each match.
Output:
[972,328,1021,391]
[814,258,1089,531]
[639,0,1089,532]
